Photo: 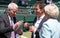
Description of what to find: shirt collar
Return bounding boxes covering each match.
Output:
[37,14,45,20]
[8,15,13,20]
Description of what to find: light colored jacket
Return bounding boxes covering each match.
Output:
[39,18,60,38]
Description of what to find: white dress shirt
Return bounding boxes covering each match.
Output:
[33,15,45,38]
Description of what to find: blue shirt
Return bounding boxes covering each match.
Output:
[39,18,60,38]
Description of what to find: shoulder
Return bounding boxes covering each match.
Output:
[43,18,59,25]
[42,18,60,30]
[0,13,7,17]
[0,14,8,20]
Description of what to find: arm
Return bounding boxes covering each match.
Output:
[39,24,52,38]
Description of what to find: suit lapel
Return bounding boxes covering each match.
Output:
[38,16,46,30]
[33,17,37,25]
[35,16,47,38]
[3,13,17,26]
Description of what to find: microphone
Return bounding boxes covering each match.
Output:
[19,20,24,25]
[16,20,24,30]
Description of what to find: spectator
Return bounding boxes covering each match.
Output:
[24,1,46,38]
[39,3,60,38]
[0,3,23,38]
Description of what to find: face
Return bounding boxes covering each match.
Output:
[7,8,18,17]
[34,5,43,16]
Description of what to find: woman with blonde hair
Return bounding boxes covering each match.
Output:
[39,3,60,38]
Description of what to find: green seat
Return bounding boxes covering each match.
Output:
[0,10,6,15]
[16,14,24,21]
[24,15,35,23]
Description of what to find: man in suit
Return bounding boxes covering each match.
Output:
[0,3,23,38]
[24,1,46,38]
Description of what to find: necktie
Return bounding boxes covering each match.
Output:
[10,18,15,38]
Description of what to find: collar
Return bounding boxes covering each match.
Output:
[8,15,12,20]
[37,14,45,20]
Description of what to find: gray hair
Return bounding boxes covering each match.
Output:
[8,3,18,9]
[44,3,59,18]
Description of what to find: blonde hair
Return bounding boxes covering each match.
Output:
[8,3,18,9]
[44,3,59,18]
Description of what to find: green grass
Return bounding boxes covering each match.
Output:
[23,31,31,38]
[18,31,31,38]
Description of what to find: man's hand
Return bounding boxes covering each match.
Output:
[24,22,29,28]
[13,21,22,30]
[29,26,35,32]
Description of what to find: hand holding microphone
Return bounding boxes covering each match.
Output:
[24,22,30,30]
[13,20,24,30]
[24,22,29,28]
[24,22,35,31]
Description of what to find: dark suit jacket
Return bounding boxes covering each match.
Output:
[0,13,17,38]
[31,16,47,38]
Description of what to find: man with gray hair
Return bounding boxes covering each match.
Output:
[0,3,23,38]
[39,3,60,38]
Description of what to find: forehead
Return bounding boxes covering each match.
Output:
[8,7,18,10]
[35,4,40,7]
[34,4,40,9]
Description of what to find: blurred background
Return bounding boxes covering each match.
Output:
[0,0,60,38]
